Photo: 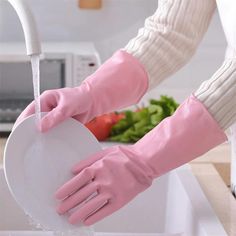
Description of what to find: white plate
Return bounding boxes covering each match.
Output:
[3,113,102,233]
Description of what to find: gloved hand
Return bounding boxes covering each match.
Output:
[55,145,152,226]
[16,50,148,132]
[55,95,227,226]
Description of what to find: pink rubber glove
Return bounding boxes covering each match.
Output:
[55,95,227,226]
[16,50,148,132]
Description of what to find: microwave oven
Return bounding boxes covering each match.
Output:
[0,42,101,132]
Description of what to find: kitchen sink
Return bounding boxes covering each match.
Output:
[0,163,227,236]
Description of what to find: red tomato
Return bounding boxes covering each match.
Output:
[110,112,125,124]
[85,112,124,141]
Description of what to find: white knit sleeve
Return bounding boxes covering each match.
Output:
[124,0,216,90]
[194,0,236,131]
[194,59,236,131]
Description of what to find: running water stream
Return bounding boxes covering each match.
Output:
[31,54,41,127]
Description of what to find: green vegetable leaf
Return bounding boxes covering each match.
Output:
[109,95,179,143]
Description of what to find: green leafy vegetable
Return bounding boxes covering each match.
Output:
[109,95,179,143]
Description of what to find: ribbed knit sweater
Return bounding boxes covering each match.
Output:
[124,0,236,131]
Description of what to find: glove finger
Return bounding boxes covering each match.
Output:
[56,181,98,215]
[55,168,94,200]
[40,107,68,132]
[68,194,109,225]
[15,90,58,130]
[72,148,111,175]
[83,202,114,226]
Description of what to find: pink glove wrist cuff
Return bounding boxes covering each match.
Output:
[83,50,149,119]
[134,94,227,179]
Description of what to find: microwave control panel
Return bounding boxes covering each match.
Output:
[73,54,100,86]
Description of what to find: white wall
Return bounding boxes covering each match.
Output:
[0,0,228,103]
[0,0,158,60]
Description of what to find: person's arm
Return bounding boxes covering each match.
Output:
[195,59,236,131]
[124,0,216,89]
[54,1,236,226]
[194,0,236,131]
[54,94,227,226]
[16,0,216,132]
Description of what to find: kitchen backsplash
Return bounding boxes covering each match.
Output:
[0,0,228,103]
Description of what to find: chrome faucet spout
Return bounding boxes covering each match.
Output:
[7,0,41,55]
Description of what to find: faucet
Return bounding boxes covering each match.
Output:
[7,0,41,55]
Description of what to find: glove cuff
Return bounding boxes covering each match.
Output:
[82,50,149,119]
[133,94,227,179]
